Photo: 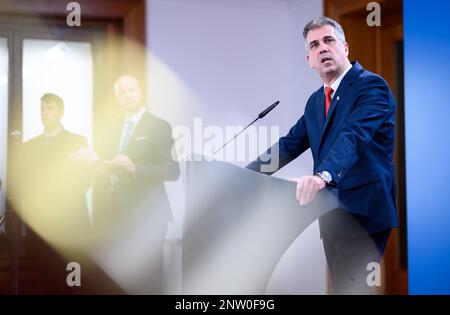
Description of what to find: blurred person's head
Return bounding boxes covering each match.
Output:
[114,75,144,115]
[40,93,64,130]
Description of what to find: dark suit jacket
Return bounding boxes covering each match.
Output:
[20,129,92,243]
[247,61,399,234]
[100,111,180,223]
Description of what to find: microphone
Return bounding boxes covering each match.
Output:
[213,100,280,157]
[258,101,279,119]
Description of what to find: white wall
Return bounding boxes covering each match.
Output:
[146,0,326,294]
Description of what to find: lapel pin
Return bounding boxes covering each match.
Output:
[336,96,340,101]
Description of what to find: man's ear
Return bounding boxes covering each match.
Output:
[344,42,349,57]
[307,54,314,69]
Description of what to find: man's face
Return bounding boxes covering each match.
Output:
[114,76,143,112]
[306,25,349,81]
[41,101,63,128]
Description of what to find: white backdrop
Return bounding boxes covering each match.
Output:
[146,0,327,294]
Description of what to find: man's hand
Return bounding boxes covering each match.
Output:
[107,154,136,174]
[288,175,326,206]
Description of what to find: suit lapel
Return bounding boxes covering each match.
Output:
[318,62,364,151]
[125,111,150,154]
[130,111,150,141]
[320,90,341,141]
[316,89,326,131]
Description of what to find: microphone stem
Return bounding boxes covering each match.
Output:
[213,117,259,156]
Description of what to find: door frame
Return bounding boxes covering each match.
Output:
[0,0,147,294]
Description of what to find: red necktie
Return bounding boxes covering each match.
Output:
[325,86,334,118]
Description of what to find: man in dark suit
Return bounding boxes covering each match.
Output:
[20,93,92,293]
[95,75,180,294]
[247,17,398,294]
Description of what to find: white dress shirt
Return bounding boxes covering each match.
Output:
[324,63,353,98]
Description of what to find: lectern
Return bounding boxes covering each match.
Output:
[182,158,338,294]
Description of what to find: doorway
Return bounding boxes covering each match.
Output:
[0,0,146,294]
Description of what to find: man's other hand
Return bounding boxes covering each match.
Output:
[288,175,326,206]
[107,154,136,173]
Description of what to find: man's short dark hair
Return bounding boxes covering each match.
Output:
[303,16,346,49]
[41,93,64,111]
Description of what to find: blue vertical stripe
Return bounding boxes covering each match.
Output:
[405,0,450,294]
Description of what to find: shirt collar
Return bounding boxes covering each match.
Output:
[43,125,63,138]
[324,63,352,94]
[125,107,146,125]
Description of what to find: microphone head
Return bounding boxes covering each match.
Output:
[258,100,280,119]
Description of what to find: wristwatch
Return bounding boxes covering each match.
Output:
[315,171,333,185]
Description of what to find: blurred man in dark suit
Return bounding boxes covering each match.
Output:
[20,93,92,293]
[95,75,180,294]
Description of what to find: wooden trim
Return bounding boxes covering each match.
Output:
[123,0,148,85]
[0,0,147,77]
[0,0,142,19]
[324,0,392,18]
